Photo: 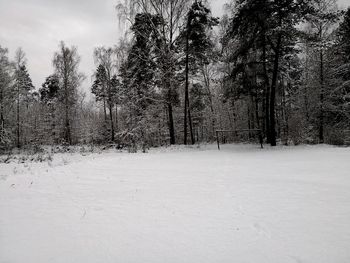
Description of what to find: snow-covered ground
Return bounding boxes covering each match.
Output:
[1,144,349,263]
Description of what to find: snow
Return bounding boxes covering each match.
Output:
[1,144,350,263]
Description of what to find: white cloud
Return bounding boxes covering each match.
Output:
[0,0,121,92]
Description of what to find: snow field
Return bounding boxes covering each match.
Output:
[0,144,350,263]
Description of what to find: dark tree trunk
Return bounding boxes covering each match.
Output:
[247,104,252,139]
[103,98,107,121]
[304,47,310,123]
[65,103,71,145]
[285,82,291,144]
[115,103,118,132]
[17,87,20,148]
[269,32,282,146]
[62,52,72,145]
[319,49,324,143]
[262,32,271,143]
[168,4,176,146]
[0,89,4,142]
[109,103,114,142]
[188,103,195,144]
[183,19,190,145]
[254,91,260,130]
[281,80,288,145]
[64,76,71,145]
[51,104,56,144]
[167,103,176,144]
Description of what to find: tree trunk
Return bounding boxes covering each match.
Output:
[281,80,288,145]
[188,101,195,144]
[254,92,260,130]
[109,103,114,142]
[202,65,216,141]
[115,103,118,132]
[51,104,56,144]
[319,49,324,143]
[65,102,71,145]
[167,103,176,144]
[262,32,271,143]
[103,98,107,121]
[64,79,71,145]
[269,32,282,146]
[227,103,234,130]
[285,82,291,144]
[16,87,20,148]
[0,89,4,141]
[168,3,176,145]
[304,46,310,123]
[183,18,190,145]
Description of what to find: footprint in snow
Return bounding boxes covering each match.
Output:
[0,174,8,181]
[253,222,271,238]
[289,255,303,263]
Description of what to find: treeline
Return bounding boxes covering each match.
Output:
[0,0,349,152]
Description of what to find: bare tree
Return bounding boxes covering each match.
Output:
[53,41,84,145]
[0,46,12,149]
[13,48,34,148]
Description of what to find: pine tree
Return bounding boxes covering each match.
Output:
[338,7,350,61]
[178,0,218,144]
[327,7,350,140]
[224,0,312,146]
[92,64,108,121]
[116,0,191,145]
[110,74,121,132]
[93,47,119,142]
[40,74,60,103]
[39,74,60,144]
[305,0,341,143]
[119,12,162,150]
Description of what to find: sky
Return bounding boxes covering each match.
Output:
[0,0,349,91]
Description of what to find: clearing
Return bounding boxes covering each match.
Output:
[0,144,350,263]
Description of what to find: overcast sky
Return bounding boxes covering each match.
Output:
[0,0,349,91]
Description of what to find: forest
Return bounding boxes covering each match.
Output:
[1,0,350,152]
[1,1,350,261]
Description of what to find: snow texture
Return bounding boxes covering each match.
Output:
[1,144,350,263]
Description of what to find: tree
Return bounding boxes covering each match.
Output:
[13,48,34,148]
[0,46,12,150]
[110,74,121,132]
[224,0,312,146]
[93,47,119,142]
[53,41,84,145]
[178,0,219,144]
[305,0,341,143]
[119,12,162,150]
[223,0,271,140]
[39,74,60,144]
[117,0,190,145]
[326,7,350,139]
[92,64,108,120]
[40,74,60,103]
[337,7,350,60]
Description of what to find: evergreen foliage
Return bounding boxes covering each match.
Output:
[1,0,349,151]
